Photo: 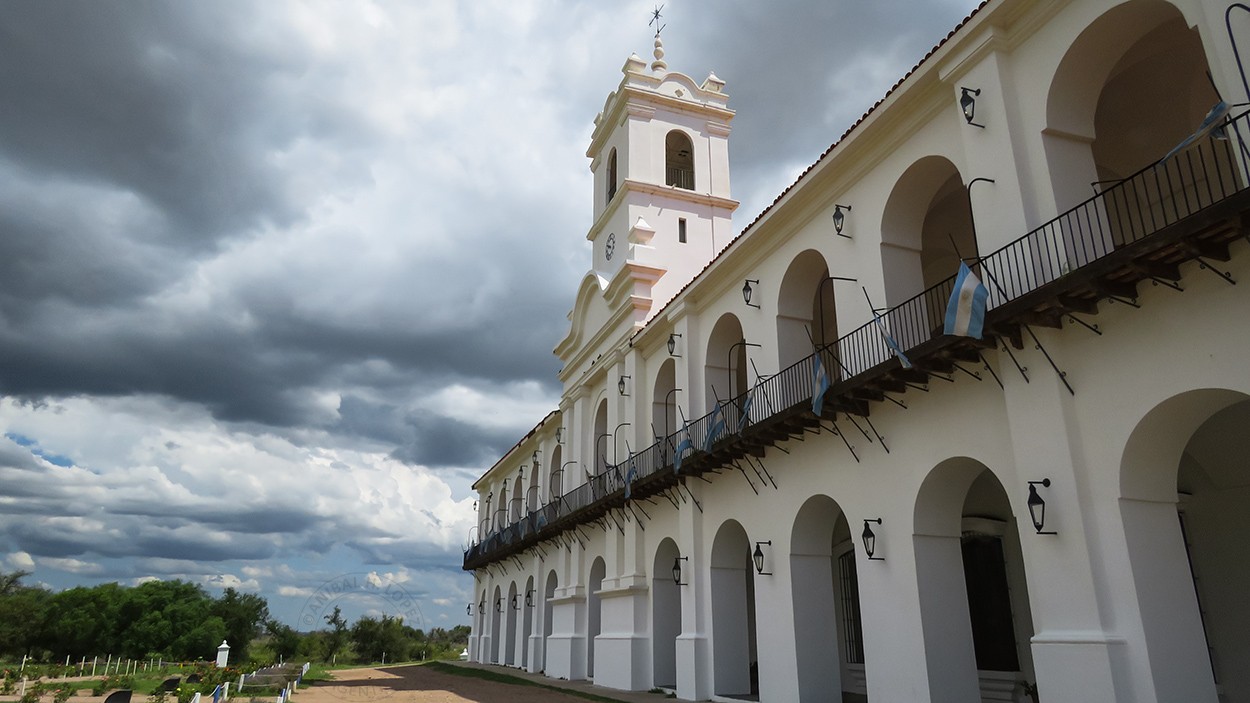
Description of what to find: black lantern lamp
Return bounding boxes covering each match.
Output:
[743,279,760,308]
[960,87,984,127]
[479,598,486,613]
[619,375,631,396]
[1027,478,1057,535]
[525,589,535,608]
[668,332,682,357]
[555,427,564,444]
[861,518,884,561]
[832,204,852,239]
[672,556,688,585]
[466,603,473,615]
[752,540,773,575]
[510,593,520,610]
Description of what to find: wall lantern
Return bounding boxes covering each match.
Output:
[861,518,884,561]
[532,450,540,464]
[668,332,682,357]
[556,427,564,444]
[466,603,473,615]
[525,589,535,608]
[753,540,773,575]
[479,598,486,613]
[832,204,852,239]
[618,375,631,396]
[495,597,504,612]
[510,593,520,610]
[1027,478,1057,535]
[743,279,760,308]
[960,87,985,128]
[672,556,688,585]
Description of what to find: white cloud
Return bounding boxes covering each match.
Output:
[39,557,105,576]
[7,551,35,570]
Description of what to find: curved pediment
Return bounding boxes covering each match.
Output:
[555,270,611,362]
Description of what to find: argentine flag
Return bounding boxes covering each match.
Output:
[872,313,913,369]
[812,354,831,416]
[737,388,754,433]
[673,421,694,475]
[1163,100,1229,161]
[624,458,638,499]
[943,262,989,339]
[703,403,726,451]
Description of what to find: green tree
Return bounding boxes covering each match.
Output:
[323,606,349,662]
[264,620,300,660]
[350,615,411,663]
[211,588,269,663]
[0,571,51,658]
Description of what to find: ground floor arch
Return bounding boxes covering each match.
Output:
[522,574,534,668]
[790,494,862,701]
[711,519,759,698]
[587,557,606,678]
[543,570,558,672]
[1121,389,1250,702]
[490,584,503,664]
[505,581,518,665]
[914,458,1035,703]
[652,537,682,689]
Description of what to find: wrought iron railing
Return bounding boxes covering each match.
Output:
[465,111,1250,569]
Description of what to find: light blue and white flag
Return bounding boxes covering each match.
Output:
[624,458,638,499]
[872,313,913,369]
[943,262,989,339]
[737,387,754,433]
[703,403,726,451]
[673,421,694,475]
[1163,100,1230,161]
[812,354,831,415]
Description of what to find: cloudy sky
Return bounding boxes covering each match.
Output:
[0,0,982,634]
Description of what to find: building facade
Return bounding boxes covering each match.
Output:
[463,1,1250,701]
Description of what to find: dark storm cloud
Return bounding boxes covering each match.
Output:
[670,0,981,221]
[0,0,573,441]
[0,2,350,251]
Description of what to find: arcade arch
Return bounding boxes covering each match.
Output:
[790,495,863,701]
[913,459,1035,702]
[710,519,759,698]
[1121,389,1250,702]
[652,538,682,689]
[880,156,975,342]
[777,249,839,372]
[587,557,607,678]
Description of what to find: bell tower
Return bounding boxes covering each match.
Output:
[584,30,738,323]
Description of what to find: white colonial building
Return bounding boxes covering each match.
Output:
[463,0,1250,701]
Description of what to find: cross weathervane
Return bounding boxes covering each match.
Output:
[649,5,666,36]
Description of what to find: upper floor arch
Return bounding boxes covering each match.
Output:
[1044,0,1220,213]
[880,156,975,332]
[776,249,838,372]
[704,312,749,414]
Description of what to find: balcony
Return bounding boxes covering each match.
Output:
[464,111,1250,571]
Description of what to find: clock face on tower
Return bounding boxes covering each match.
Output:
[605,232,616,261]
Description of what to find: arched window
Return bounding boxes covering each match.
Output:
[606,148,618,203]
[666,131,694,190]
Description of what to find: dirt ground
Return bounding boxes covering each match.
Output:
[297,665,628,703]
